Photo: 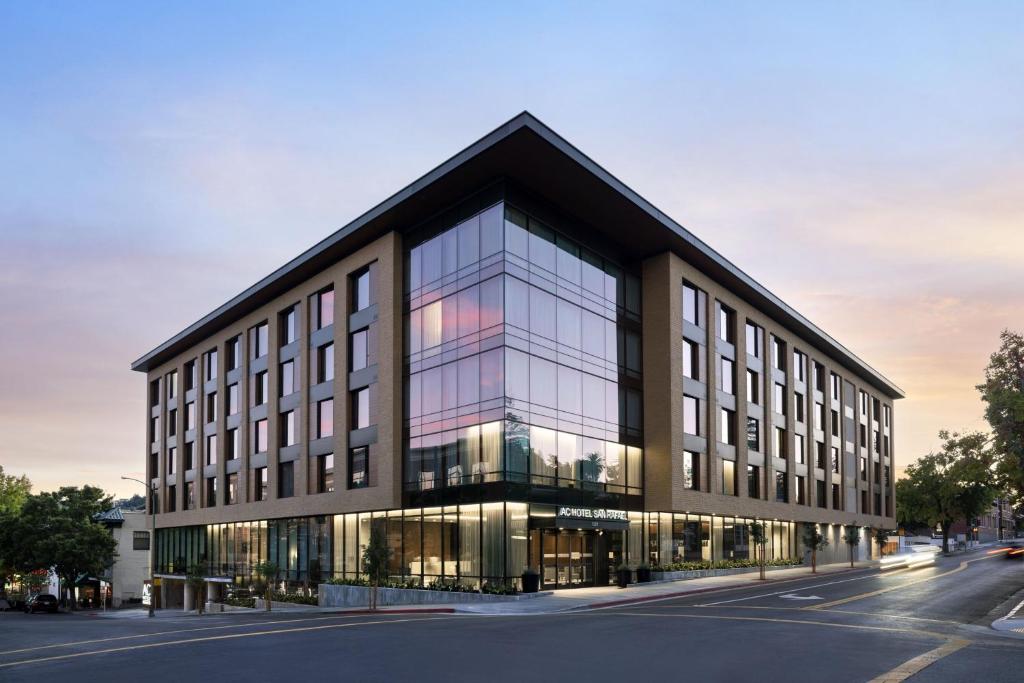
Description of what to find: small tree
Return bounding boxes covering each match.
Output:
[750,522,768,580]
[843,524,861,568]
[362,524,391,610]
[802,524,829,574]
[253,561,279,612]
[185,564,206,616]
[873,528,891,558]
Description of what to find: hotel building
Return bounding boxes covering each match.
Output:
[132,113,902,593]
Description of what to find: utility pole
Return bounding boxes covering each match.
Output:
[122,476,156,618]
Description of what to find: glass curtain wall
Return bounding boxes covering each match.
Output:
[405,202,643,496]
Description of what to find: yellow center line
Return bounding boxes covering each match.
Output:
[0,615,454,669]
[867,638,970,682]
[806,554,999,610]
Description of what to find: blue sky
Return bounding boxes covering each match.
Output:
[1,2,1021,496]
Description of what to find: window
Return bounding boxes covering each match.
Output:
[132,531,150,551]
[226,428,238,460]
[150,415,160,444]
[814,362,825,392]
[317,343,335,383]
[793,349,806,382]
[794,392,805,423]
[205,349,218,381]
[814,402,824,430]
[832,483,841,510]
[280,411,296,447]
[255,371,268,406]
[683,338,699,380]
[745,322,763,357]
[315,287,335,329]
[349,446,368,488]
[226,385,238,416]
[352,267,371,312]
[774,427,786,459]
[205,434,216,466]
[183,442,194,470]
[682,282,700,325]
[775,472,788,502]
[860,424,867,448]
[167,408,177,437]
[860,456,867,480]
[167,447,177,475]
[184,361,196,391]
[227,336,241,371]
[831,446,840,473]
[746,417,760,452]
[718,304,735,343]
[772,337,786,370]
[164,486,175,512]
[255,467,268,501]
[815,441,826,469]
[721,357,734,394]
[278,461,294,499]
[280,305,298,346]
[748,464,760,499]
[683,451,700,490]
[884,405,891,428]
[350,329,368,371]
[831,409,840,437]
[746,369,759,404]
[185,401,196,430]
[774,383,786,415]
[795,475,806,505]
[722,459,736,496]
[794,434,805,464]
[720,408,736,446]
[251,322,268,360]
[226,473,238,505]
[280,360,295,397]
[351,388,369,430]
[317,453,335,493]
[166,371,177,400]
[317,399,334,438]
[816,479,827,508]
[205,477,216,507]
[683,396,700,435]
[860,390,868,415]
[873,429,881,454]
[254,419,268,453]
[150,379,161,407]
[205,392,217,423]
[185,481,195,510]
[874,461,881,483]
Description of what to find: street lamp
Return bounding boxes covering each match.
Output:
[122,476,157,618]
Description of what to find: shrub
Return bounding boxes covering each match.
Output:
[651,557,803,572]
[224,596,256,608]
[270,592,318,606]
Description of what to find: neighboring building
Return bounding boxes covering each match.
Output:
[131,113,902,596]
[950,498,1016,543]
[96,508,151,607]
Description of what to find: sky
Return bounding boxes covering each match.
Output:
[1,2,1021,498]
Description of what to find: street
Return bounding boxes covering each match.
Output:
[1,552,1022,683]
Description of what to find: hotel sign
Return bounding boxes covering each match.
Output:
[555,506,630,530]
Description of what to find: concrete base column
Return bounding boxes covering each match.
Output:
[183,582,194,612]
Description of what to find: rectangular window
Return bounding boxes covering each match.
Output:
[183,442,193,470]
[350,329,368,371]
[185,481,195,510]
[720,408,736,446]
[683,338,699,380]
[815,441,826,469]
[280,360,295,397]
[150,415,160,444]
[205,477,216,507]
[795,475,806,505]
[316,287,335,329]
[255,467,268,501]
[683,395,700,436]
[774,427,786,459]
[722,459,736,496]
[814,362,826,392]
[745,321,763,358]
[721,357,734,394]
[278,461,294,499]
[746,369,759,404]
[718,304,735,343]
[860,390,868,415]
[682,282,700,325]
[150,379,160,407]
[860,456,867,480]
[167,446,177,475]
[255,371,268,406]
[746,417,760,452]
[226,428,238,460]
[860,424,867,448]
[132,531,150,551]
[794,392,805,423]
[205,434,217,466]
[279,305,298,346]
[748,464,760,499]
[831,372,841,401]
[280,411,296,447]
[227,336,241,371]
[831,446,840,473]
[352,268,371,312]
[166,371,177,400]
[226,473,238,504]
[683,451,700,490]
[772,337,786,370]
[167,408,177,437]
[774,383,786,416]
[775,471,788,503]
[254,419,268,453]
[166,485,176,512]
[226,384,238,416]
[884,405,891,427]
[831,409,840,437]
[205,349,218,381]
[317,453,335,493]
[251,322,269,360]
[832,483,841,510]
[203,391,218,424]
[317,343,335,383]
[814,402,824,430]
[794,434,805,465]
[184,361,196,391]
[351,389,369,430]
[349,446,368,489]
[816,479,827,508]
[793,349,806,382]
[317,399,334,438]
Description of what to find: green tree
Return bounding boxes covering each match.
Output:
[895,431,996,553]
[362,523,391,610]
[843,525,861,567]
[750,522,768,580]
[977,330,1024,504]
[873,528,892,558]
[253,561,279,612]
[0,466,32,515]
[802,524,829,574]
[186,564,207,616]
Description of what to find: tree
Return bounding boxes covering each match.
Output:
[873,528,892,558]
[802,524,829,574]
[186,564,207,615]
[0,466,32,516]
[253,561,279,612]
[362,523,391,610]
[843,525,861,567]
[896,431,996,553]
[750,522,768,580]
[2,487,117,609]
[977,330,1024,504]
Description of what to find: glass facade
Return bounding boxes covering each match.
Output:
[405,202,644,500]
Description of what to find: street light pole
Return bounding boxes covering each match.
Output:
[122,476,156,618]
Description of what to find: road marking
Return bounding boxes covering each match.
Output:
[0,615,454,669]
[688,604,958,625]
[806,554,999,610]
[779,594,822,601]
[700,569,909,606]
[866,638,969,682]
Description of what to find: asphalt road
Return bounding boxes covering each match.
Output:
[1,551,1022,683]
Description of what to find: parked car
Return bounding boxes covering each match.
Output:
[24,594,59,614]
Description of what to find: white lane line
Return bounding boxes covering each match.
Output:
[700,569,911,606]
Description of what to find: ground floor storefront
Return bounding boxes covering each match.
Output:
[155,503,809,591]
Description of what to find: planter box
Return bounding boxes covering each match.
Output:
[651,564,801,582]
[318,584,552,608]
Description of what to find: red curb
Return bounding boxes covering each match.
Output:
[576,566,866,610]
